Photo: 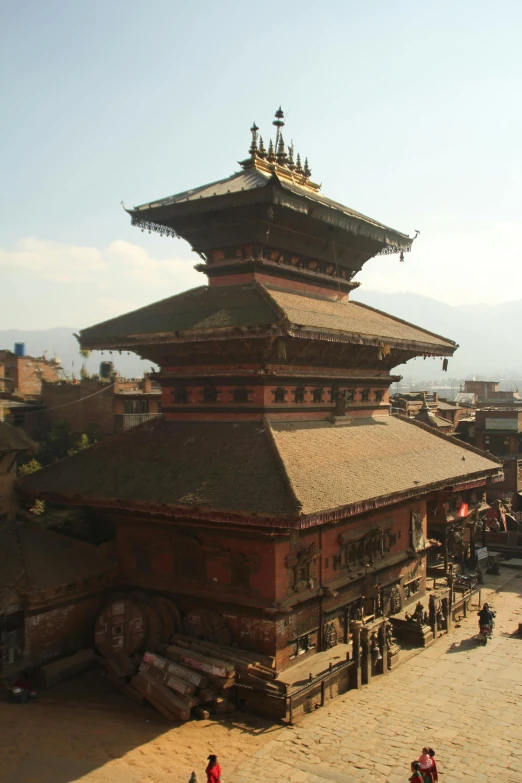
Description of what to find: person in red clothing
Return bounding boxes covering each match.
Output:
[409,761,423,782]
[206,755,221,783]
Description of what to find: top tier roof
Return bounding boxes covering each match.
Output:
[125,108,416,269]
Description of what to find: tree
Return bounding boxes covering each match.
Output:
[18,458,42,477]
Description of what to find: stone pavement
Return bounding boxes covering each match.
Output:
[230,574,522,783]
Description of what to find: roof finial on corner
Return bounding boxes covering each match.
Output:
[303,157,311,178]
[249,122,259,157]
[287,143,295,171]
[258,136,266,159]
[267,138,276,164]
[276,133,287,165]
[295,153,303,175]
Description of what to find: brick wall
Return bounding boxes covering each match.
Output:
[24,592,105,663]
[0,352,61,399]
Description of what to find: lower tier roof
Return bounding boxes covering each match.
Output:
[18,415,501,525]
[79,283,457,356]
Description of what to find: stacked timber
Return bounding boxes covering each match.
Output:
[93,595,283,721]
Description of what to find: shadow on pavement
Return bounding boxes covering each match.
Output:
[446,637,478,653]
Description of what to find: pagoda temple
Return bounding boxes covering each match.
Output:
[19,110,502,673]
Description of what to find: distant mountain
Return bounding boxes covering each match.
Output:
[350,290,521,382]
[1,291,519,382]
[0,328,153,379]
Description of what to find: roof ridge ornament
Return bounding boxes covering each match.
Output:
[240,107,320,191]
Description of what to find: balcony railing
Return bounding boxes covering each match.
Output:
[121,413,161,430]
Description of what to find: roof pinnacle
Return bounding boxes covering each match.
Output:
[276,133,287,165]
[267,139,276,163]
[303,157,311,178]
[295,153,303,175]
[249,122,259,157]
[287,143,295,171]
[258,135,266,159]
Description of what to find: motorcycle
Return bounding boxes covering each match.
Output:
[478,624,492,645]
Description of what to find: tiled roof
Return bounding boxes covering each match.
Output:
[18,415,501,522]
[437,401,460,410]
[0,422,35,452]
[129,168,410,243]
[18,420,298,517]
[268,416,501,516]
[266,287,456,351]
[80,283,456,355]
[0,519,113,606]
[80,285,278,343]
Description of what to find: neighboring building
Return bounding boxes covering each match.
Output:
[413,400,453,433]
[40,375,161,437]
[0,518,114,680]
[474,408,522,506]
[19,110,502,674]
[391,392,462,432]
[0,422,35,517]
[0,348,62,400]
[463,380,522,406]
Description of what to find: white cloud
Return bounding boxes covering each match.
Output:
[107,240,198,286]
[0,238,106,282]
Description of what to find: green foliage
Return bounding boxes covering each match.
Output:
[18,458,42,477]
[29,499,46,516]
[38,421,92,465]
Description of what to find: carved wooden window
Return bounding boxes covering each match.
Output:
[174,387,189,404]
[272,386,287,403]
[312,387,324,403]
[201,386,219,403]
[361,389,370,402]
[294,386,305,403]
[375,390,384,403]
[329,386,340,403]
[233,387,250,403]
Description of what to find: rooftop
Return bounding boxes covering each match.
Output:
[0,421,35,452]
[18,414,501,525]
[79,282,456,357]
[0,517,113,609]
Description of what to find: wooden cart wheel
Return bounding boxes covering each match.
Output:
[94,599,147,657]
[149,597,175,643]
[138,602,164,652]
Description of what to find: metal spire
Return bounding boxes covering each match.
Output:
[295,153,303,175]
[272,106,285,150]
[276,133,287,164]
[267,138,276,163]
[303,157,311,178]
[287,143,295,171]
[258,135,266,158]
[249,122,259,157]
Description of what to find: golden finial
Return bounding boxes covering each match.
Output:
[287,143,295,171]
[295,153,303,175]
[303,157,311,178]
[276,133,287,165]
[258,135,266,158]
[249,122,259,157]
[272,106,285,150]
[267,139,276,163]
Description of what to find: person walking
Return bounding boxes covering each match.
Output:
[206,755,221,783]
[409,761,424,782]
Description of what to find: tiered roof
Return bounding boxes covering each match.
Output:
[79,282,456,357]
[18,416,502,526]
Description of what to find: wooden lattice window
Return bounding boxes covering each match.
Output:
[233,387,250,403]
[312,387,324,403]
[294,386,305,403]
[329,386,340,403]
[361,389,370,402]
[174,387,188,404]
[375,390,384,403]
[272,387,287,404]
[201,386,219,403]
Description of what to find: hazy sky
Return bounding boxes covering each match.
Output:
[2,0,521,330]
